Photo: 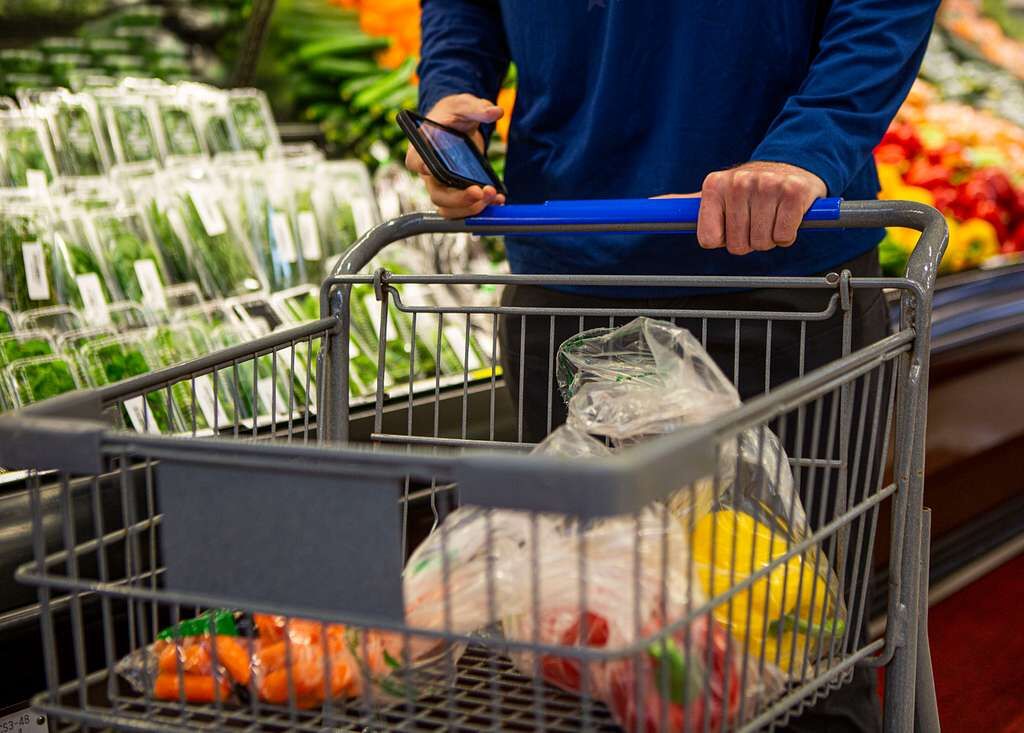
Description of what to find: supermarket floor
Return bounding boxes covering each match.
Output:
[920,547,1024,732]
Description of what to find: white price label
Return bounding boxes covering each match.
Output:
[75,273,110,326]
[133,259,167,312]
[26,168,48,193]
[271,212,297,263]
[124,396,162,434]
[378,190,401,221]
[22,242,50,301]
[167,208,191,246]
[257,377,288,416]
[193,374,220,427]
[444,325,483,370]
[298,211,322,260]
[187,186,227,237]
[350,198,377,234]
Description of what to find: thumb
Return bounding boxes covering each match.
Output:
[652,192,701,199]
[449,95,504,124]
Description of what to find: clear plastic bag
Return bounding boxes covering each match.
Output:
[557,317,846,681]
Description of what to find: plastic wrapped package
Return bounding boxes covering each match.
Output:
[17,305,85,334]
[228,90,280,159]
[117,611,363,709]
[0,204,67,312]
[557,317,846,681]
[168,173,265,297]
[390,425,755,731]
[0,330,56,368]
[315,159,380,266]
[78,332,176,433]
[85,207,170,314]
[0,110,57,188]
[35,89,111,176]
[4,354,83,406]
[97,93,161,165]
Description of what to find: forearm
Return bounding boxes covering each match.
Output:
[418,0,510,114]
[750,0,940,195]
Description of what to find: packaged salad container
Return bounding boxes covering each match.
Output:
[4,353,83,407]
[16,305,85,334]
[0,204,68,311]
[86,207,170,313]
[227,89,280,158]
[38,90,111,176]
[0,111,57,188]
[98,94,161,165]
[0,330,56,368]
[78,332,175,433]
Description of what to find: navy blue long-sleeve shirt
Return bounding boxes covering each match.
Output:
[418,0,939,292]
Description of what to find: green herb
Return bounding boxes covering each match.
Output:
[144,198,201,288]
[159,105,203,157]
[52,101,105,176]
[229,95,273,156]
[203,114,235,154]
[109,105,159,163]
[91,212,165,304]
[0,211,59,311]
[0,334,54,367]
[0,308,14,334]
[82,338,174,432]
[178,191,262,297]
[6,356,79,405]
[1,124,53,187]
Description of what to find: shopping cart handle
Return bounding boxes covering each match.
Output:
[465,197,842,227]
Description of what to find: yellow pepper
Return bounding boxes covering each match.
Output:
[954,218,999,270]
[690,511,845,676]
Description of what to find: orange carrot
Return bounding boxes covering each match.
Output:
[153,673,230,703]
[214,636,252,686]
[158,644,210,675]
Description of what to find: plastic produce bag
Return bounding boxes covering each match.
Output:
[394,425,753,731]
[557,317,846,680]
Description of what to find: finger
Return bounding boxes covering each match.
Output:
[445,94,505,124]
[749,184,779,252]
[697,174,726,248]
[437,198,490,219]
[425,181,487,210]
[773,178,813,246]
[652,192,701,199]
[724,171,753,255]
[405,146,429,176]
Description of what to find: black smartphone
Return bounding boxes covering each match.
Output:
[397,109,507,195]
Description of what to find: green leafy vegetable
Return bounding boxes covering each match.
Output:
[5,356,79,405]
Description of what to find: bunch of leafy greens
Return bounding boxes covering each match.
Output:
[6,356,79,405]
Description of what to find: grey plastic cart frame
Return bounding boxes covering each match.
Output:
[3,198,944,732]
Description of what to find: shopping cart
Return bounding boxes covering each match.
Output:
[2,197,944,732]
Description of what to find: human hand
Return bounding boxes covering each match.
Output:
[405,94,506,219]
[658,162,827,255]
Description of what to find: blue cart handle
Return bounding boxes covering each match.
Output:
[465,197,842,227]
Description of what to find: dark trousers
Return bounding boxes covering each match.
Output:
[499,248,887,732]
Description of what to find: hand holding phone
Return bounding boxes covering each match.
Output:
[400,99,507,218]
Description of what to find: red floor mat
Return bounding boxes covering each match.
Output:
[928,550,1024,732]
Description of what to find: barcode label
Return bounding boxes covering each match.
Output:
[75,273,110,325]
[22,242,50,301]
[26,168,48,193]
[271,212,297,263]
[350,198,377,234]
[187,186,227,237]
[444,325,483,370]
[257,377,289,416]
[134,259,167,311]
[193,374,220,427]
[124,396,162,434]
[298,211,322,259]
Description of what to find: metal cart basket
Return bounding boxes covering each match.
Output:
[3,198,944,732]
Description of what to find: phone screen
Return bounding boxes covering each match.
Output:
[416,118,493,186]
